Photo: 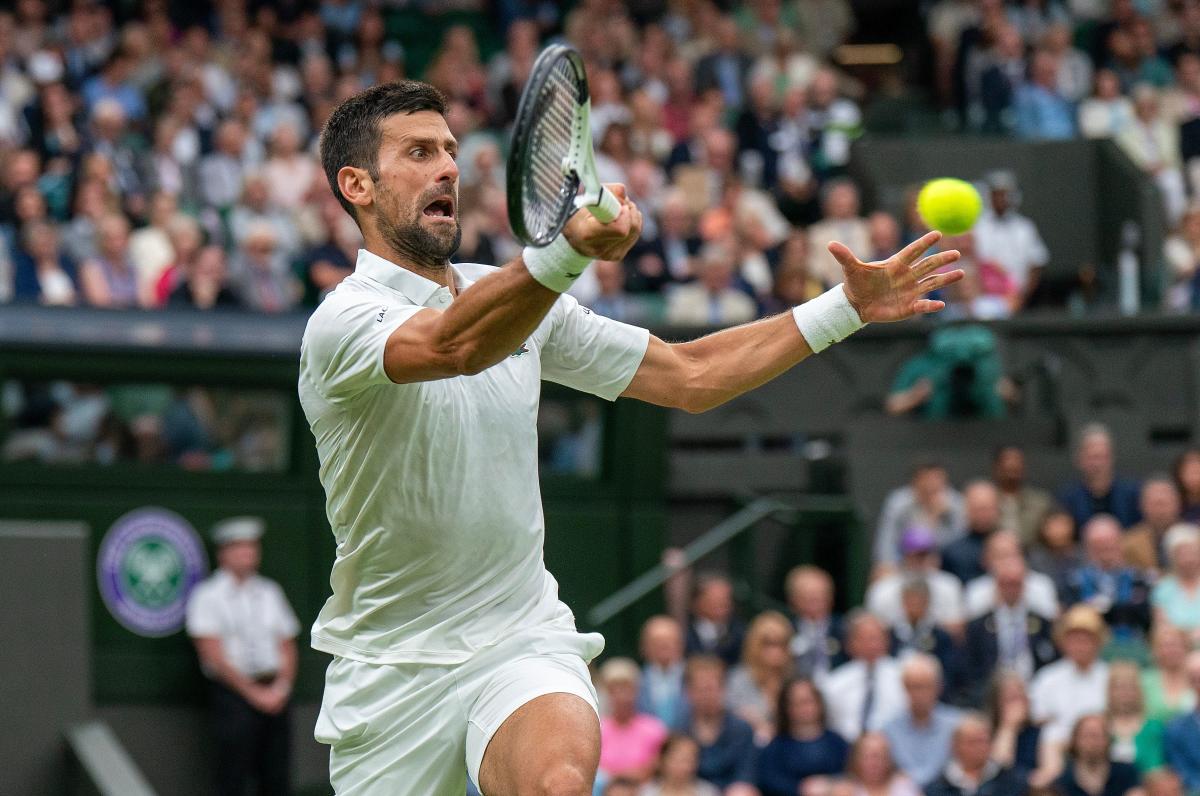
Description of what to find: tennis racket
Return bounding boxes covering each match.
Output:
[507,43,621,247]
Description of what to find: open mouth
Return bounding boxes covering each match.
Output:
[422,197,455,220]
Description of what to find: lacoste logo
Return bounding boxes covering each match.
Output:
[510,343,530,358]
[376,308,386,323]
[565,271,582,278]
[581,307,592,314]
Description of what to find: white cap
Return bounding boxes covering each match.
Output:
[211,516,265,546]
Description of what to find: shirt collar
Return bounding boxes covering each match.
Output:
[354,248,462,306]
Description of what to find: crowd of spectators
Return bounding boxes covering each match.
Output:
[587,425,1200,796]
[3,0,1199,331]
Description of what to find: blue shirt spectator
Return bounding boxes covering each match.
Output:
[1014,52,1078,140]
[884,655,962,788]
[758,678,849,796]
[636,615,688,730]
[680,656,758,791]
[1164,693,1200,794]
[1058,424,1142,529]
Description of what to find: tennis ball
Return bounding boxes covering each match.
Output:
[916,178,982,235]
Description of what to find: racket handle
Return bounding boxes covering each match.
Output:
[583,185,621,223]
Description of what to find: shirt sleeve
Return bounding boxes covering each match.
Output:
[540,293,650,401]
[301,292,423,402]
[185,583,221,638]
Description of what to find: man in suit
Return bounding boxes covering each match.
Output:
[1164,650,1200,792]
[821,611,907,741]
[683,572,747,668]
[664,241,757,328]
[1058,423,1142,529]
[960,556,1056,705]
[694,16,753,111]
[1065,514,1152,641]
[784,565,845,678]
[889,578,961,694]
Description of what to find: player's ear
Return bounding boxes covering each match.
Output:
[338,165,374,212]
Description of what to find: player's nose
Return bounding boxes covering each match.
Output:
[435,149,459,184]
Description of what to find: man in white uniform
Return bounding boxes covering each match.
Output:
[301,80,963,796]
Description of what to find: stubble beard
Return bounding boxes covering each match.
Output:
[375,185,462,273]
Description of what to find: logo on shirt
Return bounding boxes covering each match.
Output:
[376,308,387,323]
[510,342,530,358]
[97,507,209,638]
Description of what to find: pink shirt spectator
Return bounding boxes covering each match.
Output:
[599,713,669,777]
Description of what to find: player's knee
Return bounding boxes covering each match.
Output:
[535,762,591,796]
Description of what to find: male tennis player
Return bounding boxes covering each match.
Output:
[300,81,962,796]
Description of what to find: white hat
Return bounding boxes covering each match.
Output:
[212,516,265,546]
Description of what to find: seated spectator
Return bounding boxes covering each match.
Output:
[150,213,204,307]
[925,713,1025,796]
[1163,650,1200,793]
[971,529,1062,627]
[168,245,241,311]
[941,482,1003,585]
[12,220,77,306]
[684,573,747,668]
[805,179,870,289]
[1027,509,1083,597]
[1151,524,1200,641]
[757,678,849,796]
[992,446,1054,548]
[1079,69,1135,139]
[128,191,178,296]
[1054,714,1141,796]
[938,238,1014,322]
[844,732,920,796]
[867,527,966,632]
[199,119,250,212]
[806,69,862,178]
[679,656,757,794]
[261,122,319,211]
[591,259,652,326]
[888,579,961,690]
[598,657,670,783]
[1162,205,1200,313]
[987,672,1056,787]
[304,213,360,305]
[822,612,907,741]
[1116,85,1188,224]
[962,557,1058,704]
[1141,623,1197,723]
[1175,450,1200,522]
[875,463,966,569]
[1065,515,1152,641]
[664,240,757,328]
[884,326,1010,421]
[1014,49,1077,140]
[1029,605,1110,752]
[883,655,961,788]
[867,211,903,263]
[1105,662,1165,773]
[972,171,1048,312]
[1041,23,1092,104]
[229,223,300,313]
[1124,478,1184,574]
[229,172,302,261]
[727,611,794,743]
[637,615,687,730]
[1058,424,1142,531]
[640,734,720,796]
[760,231,824,316]
[785,565,845,679]
[79,212,140,309]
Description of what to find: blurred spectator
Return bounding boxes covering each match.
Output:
[1152,524,1200,640]
[1162,651,1200,792]
[867,211,903,263]
[695,16,753,112]
[938,233,1015,323]
[962,556,1058,703]
[1065,515,1152,640]
[684,573,747,668]
[885,326,1012,421]
[941,481,1003,585]
[599,657,670,783]
[806,180,869,289]
[987,672,1056,786]
[924,713,1025,796]
[883,655,961,788]
[1163,204,1200,313]
[61,178,116,264]
[261,123,318,211]
[200,119,251,212]
[806,68,862,178]
[843,732,920,796]
[1054,713,1141,796]
[85,99,145,213]
[637,615,687,731]
[1142,623,1197,724]
[1079,69,1136,139]
[874,463,967,568]
[665,240,757,327]
[1058,423,1142,530]
[992,446,1055,548]
[229,172,301,260]
[168,245,241,311]
[965,530,1060,620]
[229,222,300,313]
[887,579,962,689]
[591,259,652,325]
[1125,478,1185,574]
[1042,23,1094,103]
[640,734,720,796]
[727,610,794,744]
[866,527,966,633]
[128,192,177,295]
[150,213,204,307]
[1106,662,1166,772]
[81,48,148,121]
[679,656,758,793]
[822,612,907,742]
[761,231,824,315]
[1014,49,1078,140]
[303,212,360,305]
[1142,770,1185,796]
[79,212,139,308]
[1174,450,1200,521]
[1116,85,1188,224]
[1028,508,1085,597]
[757,678,849,796]
[13,220,77,305]
[972,172,1049,312]
[1030,605,1110,751]
[785,565,845,680]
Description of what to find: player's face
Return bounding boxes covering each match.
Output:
[371,111,461,269]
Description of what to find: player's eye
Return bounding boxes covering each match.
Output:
[410,147,427,159]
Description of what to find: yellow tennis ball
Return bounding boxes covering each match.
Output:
[917,178,982,235]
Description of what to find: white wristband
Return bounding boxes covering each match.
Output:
[521,234,592,293]
[792,284,866,353]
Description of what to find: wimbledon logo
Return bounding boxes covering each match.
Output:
[97,507,209,638]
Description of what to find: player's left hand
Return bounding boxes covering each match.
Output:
[563,183,643,262]
[830,230,964,323]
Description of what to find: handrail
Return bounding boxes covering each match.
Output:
[65,720,157,796]
[585,495,853,627]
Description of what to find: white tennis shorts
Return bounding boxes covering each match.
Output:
[314,620,604,795]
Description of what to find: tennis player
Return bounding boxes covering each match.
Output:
[300,81,962,796]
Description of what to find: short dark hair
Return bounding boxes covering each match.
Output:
[319,80,448,218]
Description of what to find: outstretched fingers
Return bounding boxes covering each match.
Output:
[916,268,965,295]
[912,249,961,278]
[893,230,942,268]
[912,298,947,315]
[827,240,863,270]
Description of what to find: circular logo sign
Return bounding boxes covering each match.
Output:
[97,508,209,637]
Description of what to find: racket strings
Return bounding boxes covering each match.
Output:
[524,57,580,240]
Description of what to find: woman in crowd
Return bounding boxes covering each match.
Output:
[1026,508,1083,597]
[1140,623,1197,723]
[1054,714,1141,796]
[1152,525,1200,641]
[843,732,920,796]
[639,734,720,796]
[679,656,758,795]
[988,670,1058,787]
[598,658,671,783]
[1175,450,1200,522]
[12,220,78,306]
[1105,662,1165,772]
[727,611,794,744]
[757,678,849,796]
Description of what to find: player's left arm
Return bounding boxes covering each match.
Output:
[622,231,963,413]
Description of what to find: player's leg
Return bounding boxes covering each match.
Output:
[475,692,600,796]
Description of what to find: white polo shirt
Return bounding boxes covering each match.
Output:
[972,210,1049,293]
[298,250,650,665]
[186,569,300,679]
